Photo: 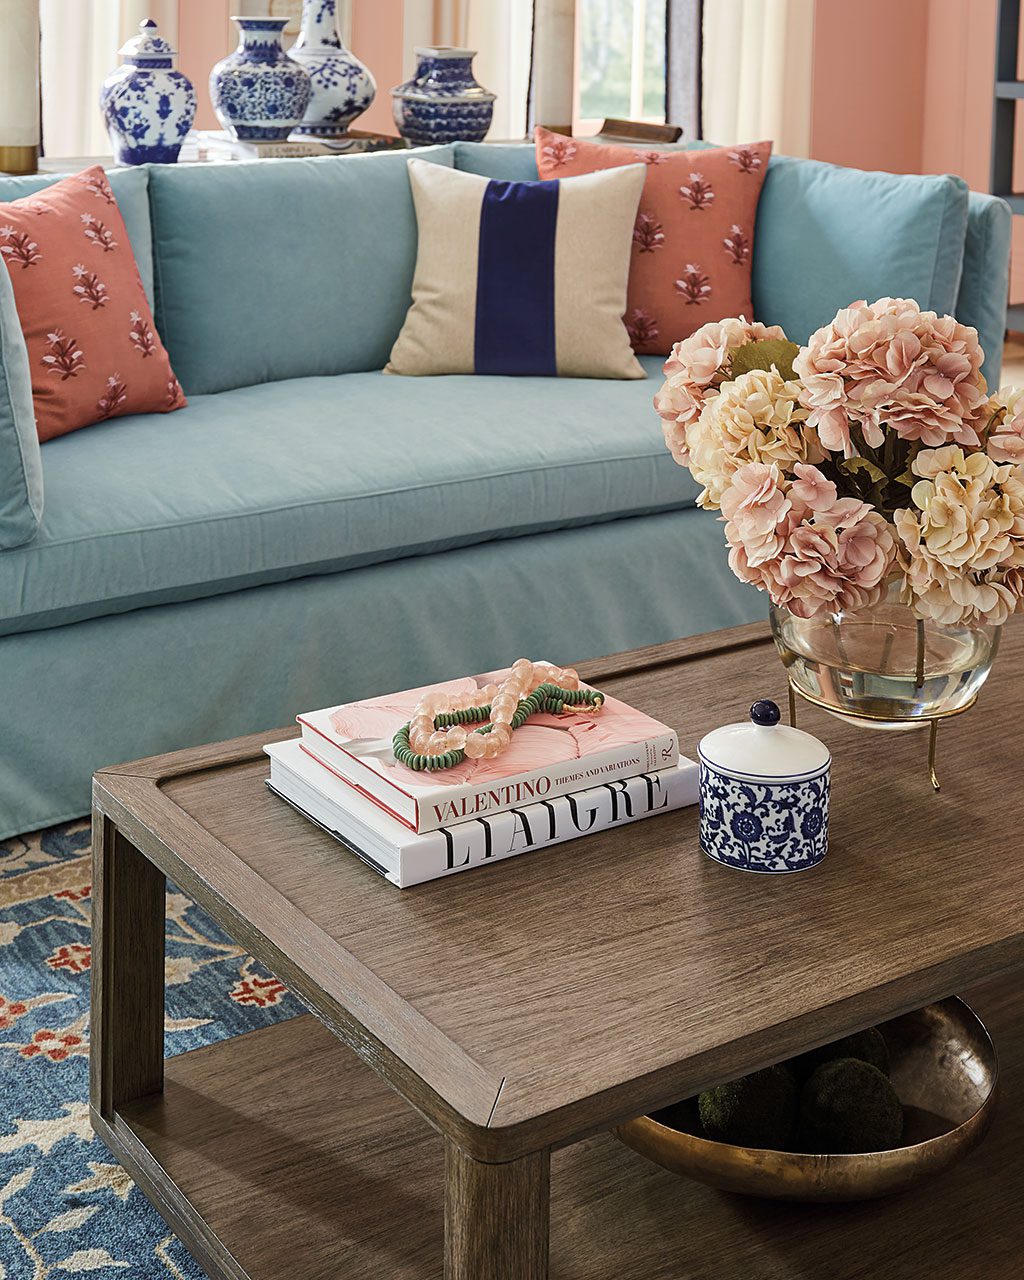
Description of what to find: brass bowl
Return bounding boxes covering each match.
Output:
[614,997,997,1202]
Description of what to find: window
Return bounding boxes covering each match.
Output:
[576,0,666,133]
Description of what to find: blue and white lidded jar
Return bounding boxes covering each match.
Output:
[99,19,197,165]
[210,17,312,142]
[698,700,830,874]
[391,47,495,146]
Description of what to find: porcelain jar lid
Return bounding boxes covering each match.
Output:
[118,19,176,61]
[698,699,830,782]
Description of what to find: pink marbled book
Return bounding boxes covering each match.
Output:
[296,665,679,834]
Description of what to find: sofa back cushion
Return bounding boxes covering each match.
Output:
[148,146,454,395]
[956,190,1012,387]
[454,143,972,351]
[752,155,969,346]
[454,142,540,181]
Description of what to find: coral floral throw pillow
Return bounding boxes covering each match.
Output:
[535,127,772,356]
[0,166,185,442]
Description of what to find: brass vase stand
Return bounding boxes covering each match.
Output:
[786,683,978,793]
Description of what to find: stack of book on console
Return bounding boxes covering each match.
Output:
[264,664,697,887]
[192,129,407,162]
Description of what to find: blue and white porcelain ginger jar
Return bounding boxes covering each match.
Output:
[698,700,830,874]
[99,19,196,165]
[289,0,375,136]
[210,17,312,142]
[391,47,495,146]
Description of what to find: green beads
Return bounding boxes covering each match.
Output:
[392,682,605,771]
[435,705,489,727]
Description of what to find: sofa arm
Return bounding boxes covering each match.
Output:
[0,258,43,550]
[956,191,1012,389]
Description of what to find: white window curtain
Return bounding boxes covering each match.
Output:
[701,0,814,156]
[434,0,535,140]
[40,0,179,159]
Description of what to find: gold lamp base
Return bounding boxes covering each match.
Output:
[0,144,39,176]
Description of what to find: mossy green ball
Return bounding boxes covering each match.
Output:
[791,1027,890,1082]
[698,1064,798,1150]
[797,1058,904,1154]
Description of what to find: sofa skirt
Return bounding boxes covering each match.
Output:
[0,507,762,839]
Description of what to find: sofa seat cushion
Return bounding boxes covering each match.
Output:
[1,357,696,636]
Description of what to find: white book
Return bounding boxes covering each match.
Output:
[194,129,403,161]
[265,738,697,888]
[195,130,334,160]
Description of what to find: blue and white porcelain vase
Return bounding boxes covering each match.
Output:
[99,19,196,164]
[697,700,830,874]
[210,17,312,142]
[391,47,495,146]
[289,0,375,136]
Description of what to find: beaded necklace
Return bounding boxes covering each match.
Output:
[393,658,604,772]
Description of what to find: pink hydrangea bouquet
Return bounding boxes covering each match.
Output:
[655,299,1024,625]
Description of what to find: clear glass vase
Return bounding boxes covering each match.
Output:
[769,582,1001,729]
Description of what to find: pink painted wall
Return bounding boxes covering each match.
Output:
[178,1,231,131]
[920,0,997,191]
[351,0,406,134]
[809,0,930,175]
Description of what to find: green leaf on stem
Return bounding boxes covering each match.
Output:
[839,456,887,485]
[729,339,800,382]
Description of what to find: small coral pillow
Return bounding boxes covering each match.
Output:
[535,128,772,356]
[0,166,185,442]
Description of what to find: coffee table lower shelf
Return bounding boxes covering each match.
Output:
[93,972,1024,1280]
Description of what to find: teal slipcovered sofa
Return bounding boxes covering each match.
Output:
[0,142,1011,838]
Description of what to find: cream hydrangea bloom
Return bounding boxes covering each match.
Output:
[908,446,1024,569]
[687,368,822,509]
[895,544,1024,626]
[655,316,787,464]
[895,446,1024,623]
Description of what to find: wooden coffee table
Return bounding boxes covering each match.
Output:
[91,622,1024,1279]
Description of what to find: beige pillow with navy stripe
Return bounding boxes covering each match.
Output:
[386,158,646,379]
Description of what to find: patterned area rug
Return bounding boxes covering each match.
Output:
[0,821,303,1277]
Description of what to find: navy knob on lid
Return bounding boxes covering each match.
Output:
[749,699,781,727]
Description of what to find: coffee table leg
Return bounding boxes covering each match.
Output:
[444,1141,550,1279]
[90,809,165,1119]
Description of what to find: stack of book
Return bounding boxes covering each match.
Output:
[191,129,407,163]
[265,664,697,887]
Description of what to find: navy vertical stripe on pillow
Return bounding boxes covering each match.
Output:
[474,178,559,377]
